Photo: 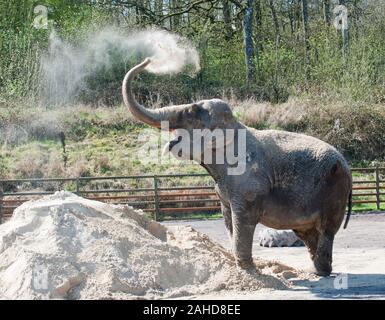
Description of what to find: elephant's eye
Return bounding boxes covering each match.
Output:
[182,105,206,124]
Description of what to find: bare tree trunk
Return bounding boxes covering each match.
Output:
[255,0,262,39]
[155,0,163,16]
[135,6,141,25]
[268,0,280,42]
[323,0,330,25]
[222,0,232,40]
[171,0,181,29]
[295,0,302,37]
[254,0,263,73]
[268,0,281,88]
[339,0,349,58]
[301,0,310,80]
[288,1,295,34]
[165,0,172,29]
[243,0,256,85]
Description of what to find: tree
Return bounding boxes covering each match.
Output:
[222,0,233,40]
[323,0,331,25]
[243,0,256,85]
[254,0,263,72]
[302,0,310,80]
[338,0,349,59]
[268,0,280,43]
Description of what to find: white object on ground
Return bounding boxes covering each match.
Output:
[258,229,304,247]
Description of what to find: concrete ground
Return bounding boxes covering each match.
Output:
[163,212,385,299]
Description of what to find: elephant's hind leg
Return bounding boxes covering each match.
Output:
[293,228,319,262]
[314,210,341,276]
[313,231,334,276]
[313,193,347,276]
[294,226,335,276]
[312,162,350,276]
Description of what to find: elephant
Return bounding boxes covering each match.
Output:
[122,58,352,276]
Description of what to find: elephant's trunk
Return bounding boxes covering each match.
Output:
[122,58,185,129]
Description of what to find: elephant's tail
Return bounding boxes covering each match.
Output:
[343,189,352,229]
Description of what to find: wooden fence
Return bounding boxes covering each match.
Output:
[0,167,384,223]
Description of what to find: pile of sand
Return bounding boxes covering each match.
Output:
[0,192,306,299]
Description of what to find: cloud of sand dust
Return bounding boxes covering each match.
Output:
[41,28,200,105]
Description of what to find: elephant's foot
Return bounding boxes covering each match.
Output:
[313,256,332,277]
[235,257,255,271]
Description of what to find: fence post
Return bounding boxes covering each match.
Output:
[375,165,380,210]
[0,184,3,224]
[153,175,160,221]
[76,178,80,196]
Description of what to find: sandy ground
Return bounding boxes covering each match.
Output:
[1,193,383,300]
[164,213,385,299]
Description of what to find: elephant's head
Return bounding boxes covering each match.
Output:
[122,59,240,163]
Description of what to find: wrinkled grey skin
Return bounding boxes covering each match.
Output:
[122,59,352,276]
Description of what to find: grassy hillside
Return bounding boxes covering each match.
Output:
[0,103,203,179]
[1,96,385,181]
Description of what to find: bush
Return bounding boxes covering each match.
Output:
[230,96,385,162]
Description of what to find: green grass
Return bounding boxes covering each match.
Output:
[352,203,385,212]
[160,205,384,221]
[0,104,206,179]
[161,212,223,221]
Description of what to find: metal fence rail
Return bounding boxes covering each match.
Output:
[0,167,384,223]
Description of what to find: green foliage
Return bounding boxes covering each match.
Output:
[2,0,385,105]
[1,0,385,177]
[1,98,384,181]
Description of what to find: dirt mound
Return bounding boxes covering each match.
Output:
[0,192,306,299]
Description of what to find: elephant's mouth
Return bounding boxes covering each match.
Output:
[162,132,183,157]
[168,135,182,151]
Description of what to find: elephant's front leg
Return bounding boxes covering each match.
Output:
[221,201,233,242]
[231,201,257,270]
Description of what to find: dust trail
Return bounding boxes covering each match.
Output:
[136,29,200,75]
[41,28,200,105]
